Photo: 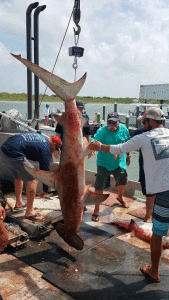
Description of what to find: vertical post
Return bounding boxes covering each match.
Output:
[126,116,129,129]
[97,113,100,124]
[114,102,117,112]
[103,105,105,121]
[136,106,140,128]
[34,5,46,130]
[160,99,164,110]
[26,2,39,120]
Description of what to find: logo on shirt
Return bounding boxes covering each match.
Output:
[151,136,169,160]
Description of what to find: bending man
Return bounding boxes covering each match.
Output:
[0,132,61,221]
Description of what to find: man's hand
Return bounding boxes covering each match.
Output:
[88,150,96,159]
[87,140,101,151]
[0,205,6,221]
[114,154,122,161]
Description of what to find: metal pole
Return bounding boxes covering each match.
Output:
[114,103,117,112]
[103,105,105,121]
[26,2,39,120]
[34,5,46,130]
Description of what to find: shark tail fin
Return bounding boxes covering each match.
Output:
[82,187,109,206]
[11,53,87,101]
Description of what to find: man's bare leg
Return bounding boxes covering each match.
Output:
[25,179,38,217]
[14,177,25,208]
[140,233,161,282]
[92,190,103,221]
[117,185,128,208]
[144,195,155,222]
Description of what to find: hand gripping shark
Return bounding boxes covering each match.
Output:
[11,54,109,250]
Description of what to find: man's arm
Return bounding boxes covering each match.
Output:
[0,204,6,221]
[88,134,143,154]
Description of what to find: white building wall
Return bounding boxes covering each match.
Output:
[139,84,169,100]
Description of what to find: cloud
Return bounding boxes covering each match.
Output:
[1,0,169,97]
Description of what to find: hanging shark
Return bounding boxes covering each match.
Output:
[11,54,109,250]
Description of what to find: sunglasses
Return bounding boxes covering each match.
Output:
[142,118,150,125]
[107,120,118,125]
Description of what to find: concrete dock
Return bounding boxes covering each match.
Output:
[1,192,169,300]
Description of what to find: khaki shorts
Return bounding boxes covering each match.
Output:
[0,150,34,182]
[95,165,128,191]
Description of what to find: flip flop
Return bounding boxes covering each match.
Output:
[140,265,161,283]
[25,213,45,222]
[14,203,26,211]
[117,198,129,208]
[91,214,99,222]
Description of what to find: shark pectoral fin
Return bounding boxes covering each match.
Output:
[53,113,63,123]
[82,188,109,206]
[11,53,87,101]
[83,137,92,158]
[24,165,58,189]
[82,115,88,127]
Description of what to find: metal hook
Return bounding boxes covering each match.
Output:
[73,24,81,36]
[72,57,78,69]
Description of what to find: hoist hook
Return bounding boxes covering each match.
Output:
[73,24,81,36]
[72,57,78,69]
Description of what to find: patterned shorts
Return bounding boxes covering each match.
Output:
[152,190,169,236]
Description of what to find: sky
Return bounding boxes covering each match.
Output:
[1,0,169,98]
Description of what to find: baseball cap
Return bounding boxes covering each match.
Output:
[107,112,119,124]
[76,100,85,109]
[51,136,62,148]
[46,104,49,108]
[137,107,165,121]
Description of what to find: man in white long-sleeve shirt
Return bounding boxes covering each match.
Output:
[88,107,168,283]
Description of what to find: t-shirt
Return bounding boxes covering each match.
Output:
[55,122,91,140]
[91,123,130,171]
[109,127,169,194]
[44,107,50,117]
[131,127,146,182]
[1,132,51,193]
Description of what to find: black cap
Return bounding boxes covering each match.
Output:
[107,112,119,124]
[76,100,85,109]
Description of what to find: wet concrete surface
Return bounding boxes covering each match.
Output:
[1,194,169,299]
[12,223,113,274]
[43,238,169,300]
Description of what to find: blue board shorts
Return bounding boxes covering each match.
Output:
[0,149,35,182]
[152,190,169,237]
[95,165,127,191]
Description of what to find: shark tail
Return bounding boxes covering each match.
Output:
[82,188,109,206]
[56,223,84,250]
[11,53,87,101]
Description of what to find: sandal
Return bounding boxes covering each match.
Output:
[25,213,45,222]
[117,198,129,208]
[14,203,26,211]
[140,265,161,283]
[91,214,99,222]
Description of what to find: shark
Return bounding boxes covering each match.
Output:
[11,54,109,250]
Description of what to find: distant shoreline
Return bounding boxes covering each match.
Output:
[0,93,162,104]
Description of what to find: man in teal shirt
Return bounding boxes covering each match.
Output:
[91,112,131,221]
